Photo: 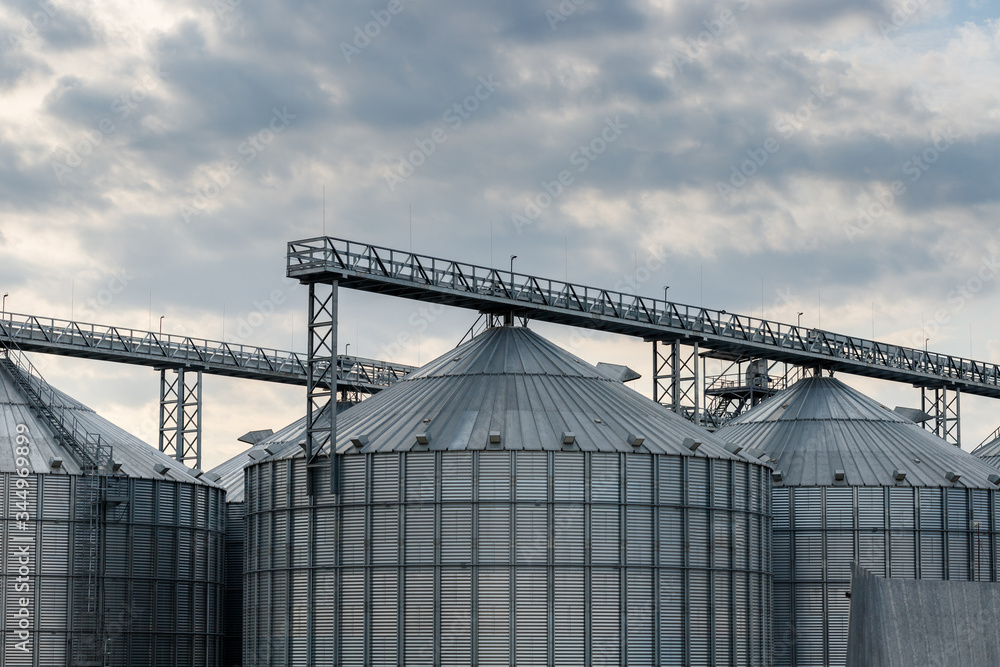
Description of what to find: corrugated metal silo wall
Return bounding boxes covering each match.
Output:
[772,485,1000,667]
[0,473,225,666]
[243,451,773,666]
[224,502,244,667]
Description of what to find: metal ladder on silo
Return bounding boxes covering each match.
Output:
[0,345,116,666]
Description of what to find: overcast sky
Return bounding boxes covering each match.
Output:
[1,0,999,469]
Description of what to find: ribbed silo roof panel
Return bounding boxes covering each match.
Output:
[972,435,1000,466]
[720,376,1000,489]
[0,361,216,485]
[256,326,761,465]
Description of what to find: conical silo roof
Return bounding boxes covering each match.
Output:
[258,326,758,463]
[719,375,1000,489]
[972,435,1000,469]
[206,442,271,503]
[0,360,215,485]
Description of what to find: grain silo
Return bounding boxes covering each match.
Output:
[718,374,1000,667]
[0,351,225,666]
[243,325,773,666]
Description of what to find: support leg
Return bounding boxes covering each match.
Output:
[652,340,702,425]
[307,280,339,494]
[921,386,961,447]
[158,368,203,469]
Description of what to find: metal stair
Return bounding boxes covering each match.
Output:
[0,345,125,666]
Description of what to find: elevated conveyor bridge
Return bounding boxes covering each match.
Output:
[288,235,989,454]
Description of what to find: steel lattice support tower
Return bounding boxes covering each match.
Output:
[653,340,702,425]
[922,385,961,447]
[306,280,339,494]
[158,367,203,469]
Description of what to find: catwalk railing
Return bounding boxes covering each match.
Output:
[0,312,415,392]
[287,236,1000,398]
[0,344,113,472]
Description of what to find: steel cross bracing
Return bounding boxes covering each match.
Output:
[922,386,961,447]
[287,236,1000,400]
[306,282,339,494]
[0,311,415,392]
[653,340,701,423]
[159,368,203,469]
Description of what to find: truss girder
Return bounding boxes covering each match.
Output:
[287,236,1000,400]
[0,311,413,391]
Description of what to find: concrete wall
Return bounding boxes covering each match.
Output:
[847,563,1000,667]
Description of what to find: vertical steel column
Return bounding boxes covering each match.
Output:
[921,386,961,447]
[306,280,339,494]
[693,340,701,425]
[181,370,203,469]
[158,368,179,459]
[652,340,702,424]
[158,368,203,469]
[653,341,664,405]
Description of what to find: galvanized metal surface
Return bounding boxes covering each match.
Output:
[223,502,245,667]
[243,326,773,665]
[258,327,765,464]
[244,451,772,666]
[0,366,225,666]
[720,377,1000,488]
[719,377,1000,667]
[846,564,1000,667]
[972,435,1000,469]
[286,236,1000,398]
[0,473,226,666]
[770,483,999,666]
[206,405,355,506]
[0,361,213,483]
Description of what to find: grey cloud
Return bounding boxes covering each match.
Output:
[6,0,96,51]
[0,36,43,89]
